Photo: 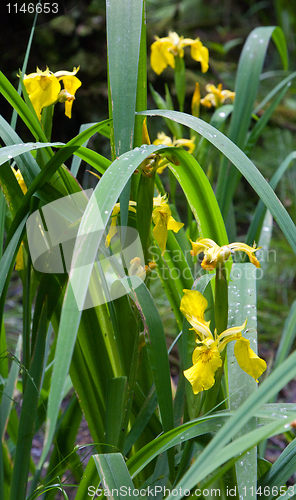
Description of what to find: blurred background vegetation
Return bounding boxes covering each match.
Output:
[2,0,296,377]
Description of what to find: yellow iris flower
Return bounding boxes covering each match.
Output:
[150,31,209,75]
[200,83,235,108]
[190,238,261,270]
[152,194,184,254]
[152,132,195,173]
[23,66,81,120]
[181,289,267,394]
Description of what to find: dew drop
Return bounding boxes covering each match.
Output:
[8,155,12,159]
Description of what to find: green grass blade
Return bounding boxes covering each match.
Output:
[123,387,158,456]
[140,110,296,255]
[273,299,296,370]
[93,453,136,498]
[0,216,27,298]
[166,148,228,246]
[216,26,287,215]
[120,277,174,434]
[133,1,147,148]
[9,301,48,500]
[106,0,143,227]
[227,263,258,499]
[74,455,100,500]
[253,70,296,114]
[258,438,296,498]
[105,377,127,452]
[0,336,22,441]
[127,413,231,477]
[0,142,64,167]
[70,124,98,177]
[0,115,41,182]
[246,151,296,246]
[106,0,143,155]
[244,82,290,156]
[73,146,111,175]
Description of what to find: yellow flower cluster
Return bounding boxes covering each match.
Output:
[150,31,209,75]
[105,195,183,255]
[23,66,81,120]
[181,289,266,394]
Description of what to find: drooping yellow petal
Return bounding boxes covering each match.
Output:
[189,40,209,73]
[55,68,81,118]
[184,344,222,394]
[180,289,212,339]
[150,40,175,75]
[190,237,216,257]
[23,67,61,120]
[167,215,184,233]
[152,203,171,253]
[234,337,267,382]
[229,242,261,268]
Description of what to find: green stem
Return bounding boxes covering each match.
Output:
[203,265,228,414]
[174,55,186,113]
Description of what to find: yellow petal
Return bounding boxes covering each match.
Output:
[218,320,247,352]
[234,337,267,382]
[184,344,222,394]
[167,215,184,233]
[12,168,27,194]
[190,40,209,73]
[174,138,195,154]
[57,74,81,118]
[15,243,25,271]
[180,289,212,339]
[153,216,168,254]
[229,242,261,268]
[142,118,151,145]
[150,40,175,75]
[153,132,173,147]
[24,68,61,120]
